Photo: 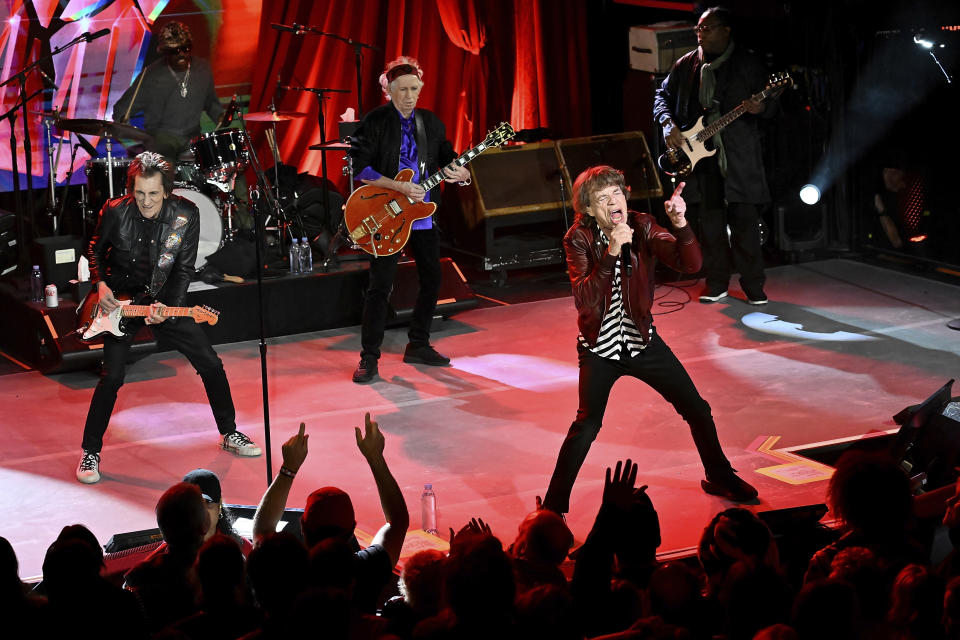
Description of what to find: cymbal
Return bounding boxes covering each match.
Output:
[56,118,153,142]
[244,110,309,122]
[307,141,350,150]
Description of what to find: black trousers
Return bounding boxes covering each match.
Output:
[81,320,236,453]
[360,227,441,361]
[694,158,765,294]
[542,332,733,514]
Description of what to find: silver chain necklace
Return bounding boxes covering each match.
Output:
[168,62,191,98]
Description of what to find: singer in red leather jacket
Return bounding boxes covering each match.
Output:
[75,152,260,486]
[541,165,758,513]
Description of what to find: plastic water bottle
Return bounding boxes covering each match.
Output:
[288,238,300,274]
[300,237,313,273]
[30,265,43,302]
[421,484,438,535]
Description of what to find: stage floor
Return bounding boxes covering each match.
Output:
[3,258,959,579]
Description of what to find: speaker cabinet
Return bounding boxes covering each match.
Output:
[557,131,663,201]
[444,142,570,273]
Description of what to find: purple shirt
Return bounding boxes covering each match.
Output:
[356,106,433,230]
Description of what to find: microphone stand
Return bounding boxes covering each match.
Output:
[237,112,284,485]
[279,24,379,118]
[0,31,89,266]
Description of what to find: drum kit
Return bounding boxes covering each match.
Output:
[50,108,310,270]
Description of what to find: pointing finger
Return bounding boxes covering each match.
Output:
[672,182,685,199]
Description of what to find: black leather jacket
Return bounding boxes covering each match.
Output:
[87,194,199,306]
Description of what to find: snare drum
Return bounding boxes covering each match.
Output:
[85,157,134,213]
[191,129,250,183]
[172,187,223,270]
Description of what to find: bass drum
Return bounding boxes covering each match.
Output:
[172,187,223,270]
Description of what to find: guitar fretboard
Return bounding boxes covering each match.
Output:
[419,142,490,192]
[120,306,194,318]
[695,84,782,143]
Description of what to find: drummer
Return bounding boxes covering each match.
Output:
[112,21,224,161]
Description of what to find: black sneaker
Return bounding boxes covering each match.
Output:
[699,288,729,303]
[352,358,378,383]
[701,472,758,502]
[744,290,768,305]
[403,344,451,366]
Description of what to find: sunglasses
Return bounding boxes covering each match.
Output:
[165,46,192,55]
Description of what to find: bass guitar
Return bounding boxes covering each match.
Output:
[75,290,219,342]
[657,71,792,177]
[345,122,515,257]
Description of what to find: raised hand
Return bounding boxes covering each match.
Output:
[355,412,385,462]
[664,181,687,228]
[448,516,492,547]
[281,421,309,472]
[603,459,645,512]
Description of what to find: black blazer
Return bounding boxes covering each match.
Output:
[349,103,457,203]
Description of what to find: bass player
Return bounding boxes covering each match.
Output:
[348,56,471,384]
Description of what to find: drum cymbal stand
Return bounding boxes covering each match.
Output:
[41,111,64,234]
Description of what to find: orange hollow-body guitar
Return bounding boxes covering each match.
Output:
[344,122,515,257]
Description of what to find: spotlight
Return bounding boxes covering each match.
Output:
[913,34,944,50]
[799,184,821,205]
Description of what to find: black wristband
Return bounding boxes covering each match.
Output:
[279,466,296,479]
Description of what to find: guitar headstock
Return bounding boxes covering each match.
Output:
[484,122,516,147]
[190,305,220,326]
[764,71,793,93]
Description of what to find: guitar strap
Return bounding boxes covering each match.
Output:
[414,109,429,189]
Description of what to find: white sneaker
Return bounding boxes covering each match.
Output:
[76,451,101,484]
[222,431,262,457]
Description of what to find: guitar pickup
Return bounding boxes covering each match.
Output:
[386,199,403,216]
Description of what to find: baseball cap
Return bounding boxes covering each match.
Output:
[182,468,222,503]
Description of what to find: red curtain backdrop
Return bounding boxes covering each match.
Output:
[248,0,590,194]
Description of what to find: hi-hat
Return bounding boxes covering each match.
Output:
[56,118,153,142]
[244,110,308,122]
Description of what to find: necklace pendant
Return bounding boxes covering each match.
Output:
[180,85,187,98]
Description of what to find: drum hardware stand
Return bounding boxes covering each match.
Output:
[56,139,82,236]
[42,112,63,234]
[1,30,89,266]
[280,85,350,271]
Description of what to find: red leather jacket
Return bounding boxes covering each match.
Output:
[563,211,702,346]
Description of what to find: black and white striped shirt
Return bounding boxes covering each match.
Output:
[578,232,651,359]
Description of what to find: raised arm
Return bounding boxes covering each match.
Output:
[252,422,309,545]
[355,412,409,567]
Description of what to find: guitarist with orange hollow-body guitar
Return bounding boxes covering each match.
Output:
[653,6,777,306]
[346,56,471,384]
[74,152,261,486]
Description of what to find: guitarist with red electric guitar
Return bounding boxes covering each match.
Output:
[347,56,474,384]
[654,7,782,306]
[74,152,261,485]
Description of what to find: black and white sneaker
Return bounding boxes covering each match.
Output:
[76,451,101,484]
[699,288,729,303]
[222,431,262,457]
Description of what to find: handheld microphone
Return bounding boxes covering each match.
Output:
[82,29,111,42]
[270,23,306,35]
[622,242,632,277]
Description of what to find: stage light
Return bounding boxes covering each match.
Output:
[914,34,944,50]
[799,184,821,205]
[79,17,91,32]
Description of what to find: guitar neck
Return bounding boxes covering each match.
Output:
[419,141,490,191]
[696,85,777,143]
[120,305,193,318]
